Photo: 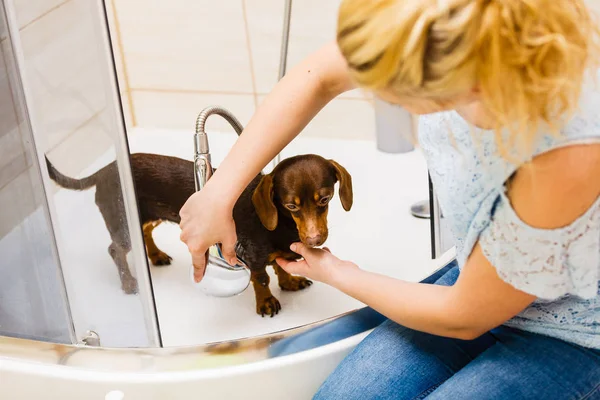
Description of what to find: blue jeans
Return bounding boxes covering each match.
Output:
[315,266,600,399]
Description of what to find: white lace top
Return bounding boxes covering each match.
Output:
[418,81,600,349]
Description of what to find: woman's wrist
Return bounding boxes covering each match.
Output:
[327,260,361,290]
[204,170,245,209]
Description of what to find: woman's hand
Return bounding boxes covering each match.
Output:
[179,188,238,282]
[277,243,358,286]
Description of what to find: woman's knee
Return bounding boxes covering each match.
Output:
[314,320,457,399]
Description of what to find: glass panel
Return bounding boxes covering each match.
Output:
[0,1,72,343]
[2,0,159,347]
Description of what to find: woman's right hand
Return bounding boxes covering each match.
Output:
[179,187,238,282]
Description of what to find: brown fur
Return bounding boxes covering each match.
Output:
[45,153,352,317]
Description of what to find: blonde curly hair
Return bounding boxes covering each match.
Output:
[337,0,600,158]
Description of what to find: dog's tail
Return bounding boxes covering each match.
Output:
[45,156,97,191]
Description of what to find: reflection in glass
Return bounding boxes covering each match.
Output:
[0,1,72,343]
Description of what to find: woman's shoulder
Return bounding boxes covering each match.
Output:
[478,143,600,300]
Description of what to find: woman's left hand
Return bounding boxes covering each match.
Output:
[276,243,358,286]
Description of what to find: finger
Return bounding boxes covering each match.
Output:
[192,252,207,282]
[179,229,188,242]
[277,258,306,275]
[276,257,292,268]
[290,242,310,257]
[221,230,239,266]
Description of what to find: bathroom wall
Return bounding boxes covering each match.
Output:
[108,0,375,140]
[12,0,118,176]
[0,0,126,235]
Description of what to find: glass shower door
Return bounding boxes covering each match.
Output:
[0,0,160,347]
[0,0,73,344]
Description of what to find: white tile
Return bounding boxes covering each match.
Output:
[0,128,28,189]
[0,168,37,239]
[0,42,30,191]
[46,109,114,177]
[114,0,254,93]
[258,95,375,140]
[286,0,342,64]
[119,92,134,131]
[20,0,108,151]
[13,0,67,29]
[243,0,283,94]
[245,0,364,99]
[132,90,255,133]
[104,0,129,99]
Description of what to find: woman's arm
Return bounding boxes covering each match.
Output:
[207,41,355,207]
[330,244,535,339]
[279,144,600,339]
[180,41,355,280]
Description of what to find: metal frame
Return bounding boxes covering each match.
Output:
[271,0,292,169]
[429,176,443,259]
[94,0,162,346]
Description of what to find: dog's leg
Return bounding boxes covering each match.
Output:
[274,263,313,291]
[250,268,281,317]
[95,185,138,294]
[142,221,172,266]
[108,241,138,294]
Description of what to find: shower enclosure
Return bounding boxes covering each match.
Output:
[0,0,455,397]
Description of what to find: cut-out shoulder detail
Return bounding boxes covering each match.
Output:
[480,191,600,300]
[508,143,600,229]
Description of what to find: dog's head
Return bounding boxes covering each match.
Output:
[252,154,353,247]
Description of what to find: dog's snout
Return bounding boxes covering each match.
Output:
[305,234,323,247]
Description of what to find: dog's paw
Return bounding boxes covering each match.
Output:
[279,276,313,291]
[149,251,172,266]
[256,296,281,318]
[122,278,139,295]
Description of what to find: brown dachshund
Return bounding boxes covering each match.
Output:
[45,153,353,317]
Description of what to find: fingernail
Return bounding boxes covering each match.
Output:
[290,244,297,251]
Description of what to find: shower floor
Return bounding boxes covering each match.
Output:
[19,127,453,347]
[126,128,451,346]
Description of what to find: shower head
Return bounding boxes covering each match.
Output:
[191,106,251,297]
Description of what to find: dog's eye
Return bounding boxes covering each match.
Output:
[318,196,331,206]
[285,204,299,211]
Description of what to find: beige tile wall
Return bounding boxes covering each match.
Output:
[0,0,127,236]
[110,0,375,140]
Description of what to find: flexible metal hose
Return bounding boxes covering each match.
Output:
[195,106,244,136]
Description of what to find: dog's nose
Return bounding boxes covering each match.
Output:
[305,235,323,247]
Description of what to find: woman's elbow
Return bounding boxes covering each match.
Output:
[441,315,490,340]
[450,327,487,341]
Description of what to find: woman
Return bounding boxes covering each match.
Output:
[180,0,600,398]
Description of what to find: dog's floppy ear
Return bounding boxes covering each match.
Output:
[329,160,353,211]
[252,174,278,231]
